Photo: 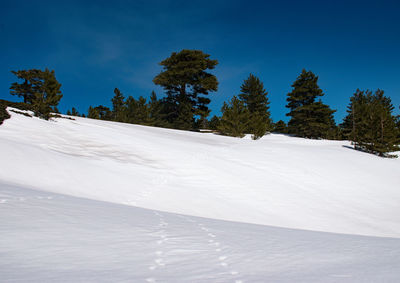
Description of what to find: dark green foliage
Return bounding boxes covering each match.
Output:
[286,69,336,139]
[218,96,249,138]
[195,96,211,129]
[153,49,218,130]
[272,120,287,133]
[0,102,10,125]
[239,74,271,139]
[10,70,40,104]
[148,91,166,127]
[67,107,80,116]
[157,94,194,130]
[341,89,399,156]
[10,69,63,120]
[87,105,112,120]
[112,88,127,122]
[125,96,150,125]
[208,115,220,131]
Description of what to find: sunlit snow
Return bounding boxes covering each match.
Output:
[1,108,399,282]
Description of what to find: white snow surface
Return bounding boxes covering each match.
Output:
[1,108,400,282]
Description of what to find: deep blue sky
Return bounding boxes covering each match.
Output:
[1,0,399,122]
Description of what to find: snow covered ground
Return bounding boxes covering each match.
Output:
[1,109,400,282]
[2,182,400,282]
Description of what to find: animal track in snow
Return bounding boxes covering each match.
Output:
[149,211,169,272]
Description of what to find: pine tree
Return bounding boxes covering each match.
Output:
[125,96,150,125]
[67,107,79,116]
[87,105,112,120]
[239,74,271,139]
[272,120,287,133]
[10,69,63,120]
[111,88,126,122]
[341,89,369,148]
[341,89,399,156]
[153,49,218,130]
[218,96,249,138]
[286,69,336,139]
[362,90,399,156]
[148,91,165,127]
[208,115,220,131]
[87,106,98,119]
[71,107,79,116]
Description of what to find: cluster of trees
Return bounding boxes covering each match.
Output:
[84,50,218,130]
[86,89,166,127]
[6,49,400,157]
[217,74,271,139]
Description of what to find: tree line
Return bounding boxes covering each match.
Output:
[5,49,400,157]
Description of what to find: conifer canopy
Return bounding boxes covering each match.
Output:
[153,49,218,130]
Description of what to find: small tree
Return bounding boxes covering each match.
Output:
[88,105,112,120]
[148,91,167,127]
[67,107,79,116]
[125,96,150,125]
[272,120,287,133]
[10,69,63,120]
[208,115,220,131]
[111,88,127,122]
[218,96,249,138]
[239,74,271,139]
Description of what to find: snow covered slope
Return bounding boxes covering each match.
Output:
[1,109,400,282]
[1,108,399,237]
[1,182,400,282]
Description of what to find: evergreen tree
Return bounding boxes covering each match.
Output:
[148,91,166,127]
[341,89,399,156]
[218,96,249,138]
[125,96,150,125]
[111,88,126,122]
[286,69,336,139]
[272,120,287,133]
[208,115,220,131]
[366,90,399,155]
[239,74,271,139]
[340,89,369,147]
[87,105,112,120]
[67,107,79,116]
[10,69,63,120]
[153,49,218,130]
[87,106,98,119]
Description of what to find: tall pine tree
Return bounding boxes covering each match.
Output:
[153,49,218,130]
[286,69,336,139]
[239,74,271,139]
